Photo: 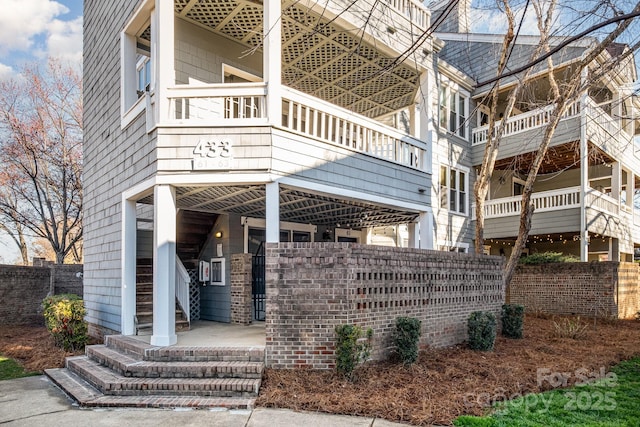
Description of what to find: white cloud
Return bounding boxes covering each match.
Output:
[0,63,14,81]
[471,4,545,36]
[0,0,68,55]
[46,16,83,65]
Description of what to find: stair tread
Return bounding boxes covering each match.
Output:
[68,356,261,392]
[46,367,255,409]
[88,345,264,376]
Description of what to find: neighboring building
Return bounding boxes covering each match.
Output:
[432,0,640,262]
[83,0,439,344]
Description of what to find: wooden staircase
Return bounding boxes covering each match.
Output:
[45,335,264,409]
[135,260,189,334]
[177,210,218,270]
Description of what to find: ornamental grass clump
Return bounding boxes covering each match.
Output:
[467,311,497,351]
[393,317,421,365]
[42,294,88,351]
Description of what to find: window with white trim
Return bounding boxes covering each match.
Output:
[439,82,469,139]
[120,0,154,128]
[440,166,468,215]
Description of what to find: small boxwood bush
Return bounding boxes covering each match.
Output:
[393,317,422,365]
[501,304,524,339]
[42,294,88,351]
[467,311,497,351]
[335,324,372,379]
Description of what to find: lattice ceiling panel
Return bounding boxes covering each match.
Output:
[140,185,421,227]
[184,0,237,29]
[176,0,422,118]
[219,5,262,42]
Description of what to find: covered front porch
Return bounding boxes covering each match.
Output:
[120,176,433,347]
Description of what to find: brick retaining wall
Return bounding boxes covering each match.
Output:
[509,262,640,319]
[0,264,83,325]
[262,243,505,369]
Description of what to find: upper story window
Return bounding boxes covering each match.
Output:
[439,82,469,140]
[440,165,468,215]
[137,55,151,97]
[120,0,154,129]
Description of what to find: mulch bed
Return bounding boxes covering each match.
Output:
[256,315,640,425]
[2,317,639,425]
[0,325,79,372]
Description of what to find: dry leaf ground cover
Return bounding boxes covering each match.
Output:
[257,315,640,425]
[2,317,639,425]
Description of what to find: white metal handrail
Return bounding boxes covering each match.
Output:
[175,257,191,323]
[472,102,581,146]
[281,86,428,170]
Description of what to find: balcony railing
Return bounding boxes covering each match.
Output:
[167,82,268,123]
[474,186,581,219]
[472,102,581,146]
[473,186,629,221]
[584,97,630,141]
[165,83,428,171]
[281,87,427,170]
[383,0,429,29]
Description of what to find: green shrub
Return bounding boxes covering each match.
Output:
[334,324,372,378]
[519,251,580,265]
[393,317,422,365]
[467,311,497,351]
[501,304,524,339]
[42,294,88,351]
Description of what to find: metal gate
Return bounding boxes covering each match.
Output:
[251,242,266,321]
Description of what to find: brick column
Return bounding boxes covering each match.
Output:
[231,253,253,325]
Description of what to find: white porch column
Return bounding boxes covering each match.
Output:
[155,0,174,124]
[579,87,589,261]
[625,169,633,208]
[265,181,280,243]
[151,185,177,346]
[611,162,621,201]
[408,223,418,248]
[418,211,434,249]
[121,198,137,336]
[264,0,282,125]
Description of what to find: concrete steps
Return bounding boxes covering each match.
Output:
[45,335,264,409]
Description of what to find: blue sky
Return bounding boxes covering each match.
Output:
[0,0,82,80]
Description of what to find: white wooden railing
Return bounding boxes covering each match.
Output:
[281,87,427,170]
[165,83,428,171]
[167,82,267,123]
[584,97,630,141]
[175,257,190,323]
[472,102,581,146]
[474,186,581,219]
[585,190,619,216]
[474,186,628,221]
[384,0,429,29]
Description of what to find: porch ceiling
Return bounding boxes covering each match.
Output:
[493,141,615,175]
[139,184,419,227]
[170,0,420,118]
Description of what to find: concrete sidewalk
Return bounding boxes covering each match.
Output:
[0,376,407,427]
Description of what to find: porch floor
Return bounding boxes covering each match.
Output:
[134,320,266,347]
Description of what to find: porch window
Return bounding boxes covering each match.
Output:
[439,84,469,139]
[440,166,468,215]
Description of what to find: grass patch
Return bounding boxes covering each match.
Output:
[0,355,39,380]
[454,357,640,426]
